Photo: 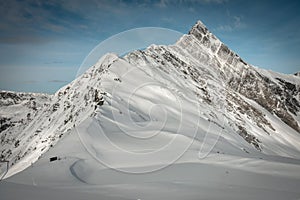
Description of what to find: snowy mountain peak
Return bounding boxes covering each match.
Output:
[1,20,300,181]
[187,20,221,54]
[186,20,248,71]
[95,53,119,69]
[190,20,209,35]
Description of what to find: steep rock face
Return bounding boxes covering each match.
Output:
[228,70,300,133]
[188,21,248,70]
[175,21,300,150]
[189,21,300,134]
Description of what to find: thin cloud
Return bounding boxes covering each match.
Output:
[156,0,228,7]
[0,35,49,44]
[44,61,64,65]
[216,25,233,32]
[0,0,86,44]
[48,80,68,83]
[216,15,246,32]
[233,16,246,29]
[196,0,228,3]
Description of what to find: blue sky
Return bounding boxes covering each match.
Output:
[0,0,299,93]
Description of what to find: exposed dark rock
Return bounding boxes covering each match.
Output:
[195,22,208,34]
[237,125,261,151]
[217,44,231,60]
[228,70,300,133]
[201,36,210,48]
[294,72,300,77]
[226,93,275,134]
[189,28,203,41]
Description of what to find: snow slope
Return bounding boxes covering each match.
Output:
[1,20,300,199]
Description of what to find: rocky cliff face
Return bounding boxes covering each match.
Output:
[228,70,300,133]
[188,21,300,147]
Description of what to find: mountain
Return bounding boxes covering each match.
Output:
[1,20,300,199]
[0,91,51,169]
[1,54,117,177]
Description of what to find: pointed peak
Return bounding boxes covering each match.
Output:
[77,53,119,80]
[194,20,208,31]
[187,20,218,44]
[93,53,119,70]
[294,72,300,77]
[189,20,209,36]
[173,19,252,70]
[96,53,119,65]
